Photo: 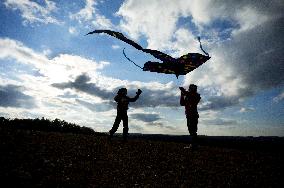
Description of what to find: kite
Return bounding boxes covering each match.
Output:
[86,30,210,78]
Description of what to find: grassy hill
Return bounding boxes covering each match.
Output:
[0,118,283,187]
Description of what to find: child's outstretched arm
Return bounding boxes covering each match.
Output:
[128,89,142,102]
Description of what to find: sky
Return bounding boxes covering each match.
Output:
[0,0,283,136]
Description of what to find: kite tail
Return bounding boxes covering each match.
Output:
[198,37,209,57]
[123,48,143,69]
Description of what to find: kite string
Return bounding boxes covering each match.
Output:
[122,48,143,69]
[198,37,209,57]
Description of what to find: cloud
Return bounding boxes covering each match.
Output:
[76,99,113,112]
[0,38,49,66]
[52,74,115,100]
[0,37,113,122]
[239,107,255,113]
[69,0,96,22]
[92,14,114,29]
[200,96,240,111]
[111,45,120,49]
[68,27,78,35]
[130,112,161,123]
[129,110,176,130]
[70,0,114,29]
[116,0,183,50]
[0,84,36,108]
[273,91,284,102]
[116,0,275,49]
[52,73,180,108]
[184,3,284,111]
[57,91,78,99]
[0,38,110,83]
[4,0,61,25]
[201,117,238,126]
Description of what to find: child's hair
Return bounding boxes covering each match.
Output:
[117,88,127,95]
[189,84,197,92]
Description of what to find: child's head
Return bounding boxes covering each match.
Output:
[118,88,127,96]
[188,84,197,93]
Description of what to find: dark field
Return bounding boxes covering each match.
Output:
[0,127,283,187]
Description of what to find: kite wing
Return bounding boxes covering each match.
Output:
[177,53,211,73]
[86,29,143,50]
[86,29,175,62]
[178,53,210,65]
[143,61,182,74]
[143,61,188,78]
[142,53,210,77]
[142,49,176,63]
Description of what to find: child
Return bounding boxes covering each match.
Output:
[109,88,142,141]
[180,84,201,149]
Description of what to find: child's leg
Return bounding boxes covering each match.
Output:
[109,115,122,136]
[187,116,198,147]
[122,114,129,140]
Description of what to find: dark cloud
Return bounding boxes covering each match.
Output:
[213,0,284,18]
[76,99,114,112]
[130,113,176,130]
[202,13,284,111]
[52,74,115,100]
[57,91,79,99]
[222,17,284,91]
[133,88,179,108]
[52,74,180,108]
[0,84,36,108]
[130,113,161,123]
[200,96,240,111]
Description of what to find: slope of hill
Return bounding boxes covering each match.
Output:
[0,118,283,187]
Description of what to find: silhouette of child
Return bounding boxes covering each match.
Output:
[180,84,201,149]
[109,88,142,141]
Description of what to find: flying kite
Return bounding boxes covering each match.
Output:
[86,29,210,78]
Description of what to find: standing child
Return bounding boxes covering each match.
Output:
[109,88,142,141]
[180,84,201,149]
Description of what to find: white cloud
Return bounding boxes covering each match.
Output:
[4,0,61,25]
[239,107,255,113]
[69,0,96,22]
[116,0,181,50]
[42,48,52,56]
[0,38,109,83]
[68,27,77,35]
[116,0,281,50]
[116,0,229,50]
[92,14,113,29]
[172,28,203,57]
[233,6,269,35]
[111,45,120,49]
[70,0,114,29]
[273,91,284,102]
[0,38,49,66]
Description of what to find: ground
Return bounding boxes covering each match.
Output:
[0,127,283,187]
